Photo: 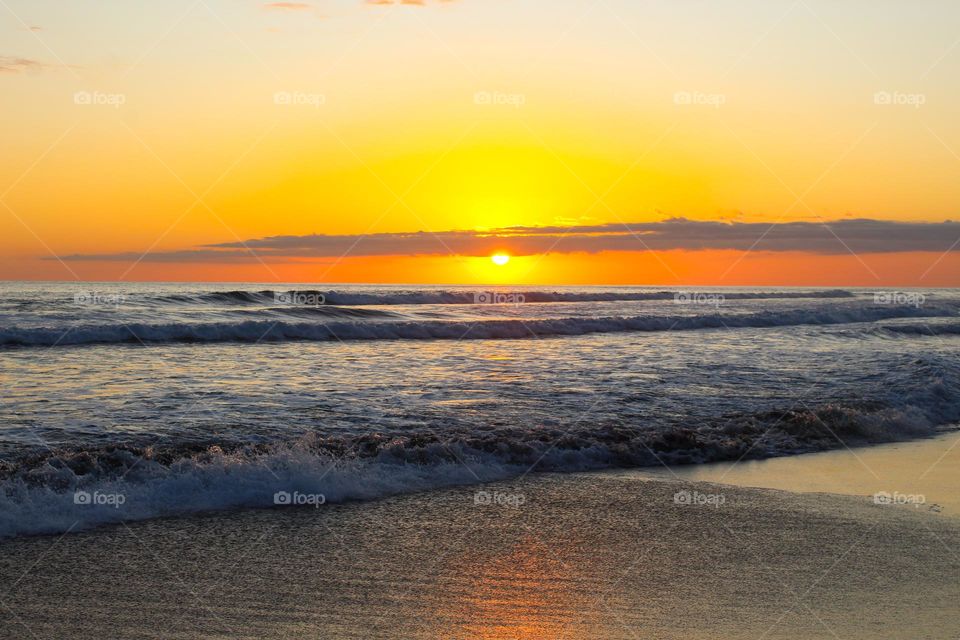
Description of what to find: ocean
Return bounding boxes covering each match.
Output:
[1,282,958,538]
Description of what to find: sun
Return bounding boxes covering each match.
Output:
[491,253,510,266]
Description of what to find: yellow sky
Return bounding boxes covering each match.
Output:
[1,0,959,284]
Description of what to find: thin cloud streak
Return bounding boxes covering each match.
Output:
[0,56,45,74]
[365,0,455,6]
[263,2,312,10]
[55,218,960,263]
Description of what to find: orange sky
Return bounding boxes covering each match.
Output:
[2,0,959,285]
[19,251,959,288]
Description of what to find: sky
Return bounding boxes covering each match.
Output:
[1,0,959,285]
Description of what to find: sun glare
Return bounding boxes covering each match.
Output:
[491,253,510,266]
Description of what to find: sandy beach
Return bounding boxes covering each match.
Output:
[1,461,958,640]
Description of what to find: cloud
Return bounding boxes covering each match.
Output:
[55,218,960,264]
[0,56,45,74]
[263,2,312,10]
[365,0,454,6]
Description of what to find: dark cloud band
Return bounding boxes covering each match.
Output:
[57,218,960,263]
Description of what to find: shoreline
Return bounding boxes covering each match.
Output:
[1,464,959,638]
[2,433,960,637]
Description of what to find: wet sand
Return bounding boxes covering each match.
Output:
[1,470,958,639]
[638,431,960,515]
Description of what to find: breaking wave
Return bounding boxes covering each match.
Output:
[2,304,955,347]
[1,386,957,538]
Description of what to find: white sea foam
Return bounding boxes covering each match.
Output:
[0,450,517,538]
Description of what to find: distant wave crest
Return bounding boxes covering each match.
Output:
[154,288,857,307]
[1,303,955,347]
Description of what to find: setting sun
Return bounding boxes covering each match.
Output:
[491,253,510,266]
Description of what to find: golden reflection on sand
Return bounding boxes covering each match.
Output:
[439,534,592,639]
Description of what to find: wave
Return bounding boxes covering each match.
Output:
[153,288,858,307]
[2,304,955,347]
[158,290,267,305]
[239,305,402,319]
[2,382,957,538]
[881,322,960,336]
